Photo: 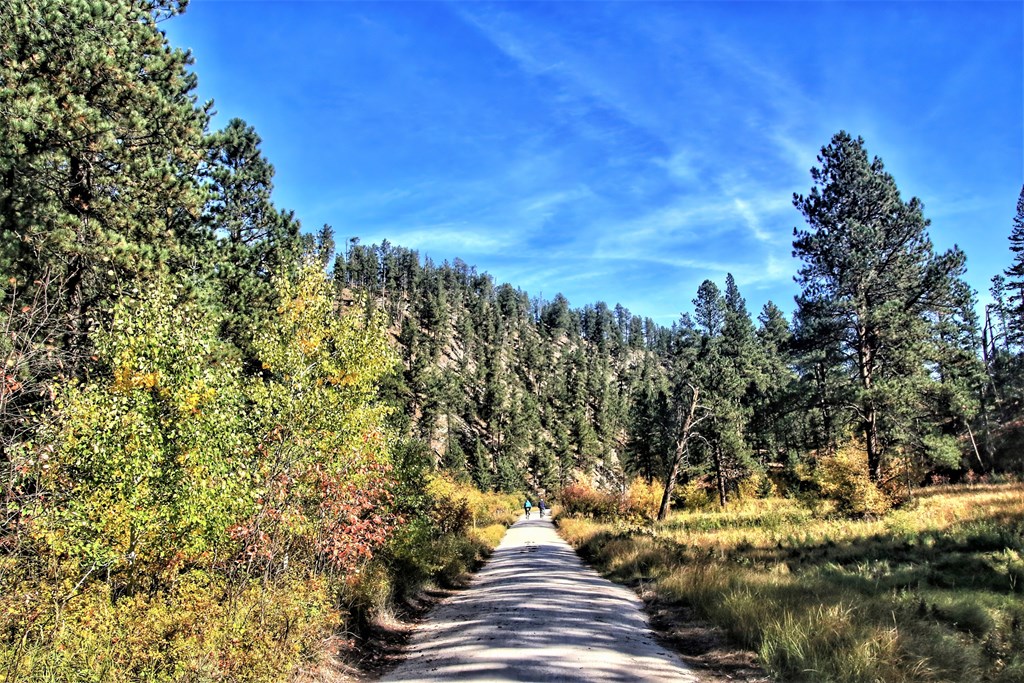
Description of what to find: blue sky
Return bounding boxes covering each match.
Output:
[166,1,1022,324]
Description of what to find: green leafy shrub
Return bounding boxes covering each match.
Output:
[365,474,517,610]
[3,266,403,681]
[28,282,254,588]
[677,477,717,511]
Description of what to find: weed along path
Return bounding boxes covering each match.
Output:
[380,515,699,682]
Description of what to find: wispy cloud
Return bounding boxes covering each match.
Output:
[451,4,666,143]
[364,223,517,255]
[170,0,1020,323]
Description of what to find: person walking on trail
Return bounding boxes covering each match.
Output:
[524,498,532,519]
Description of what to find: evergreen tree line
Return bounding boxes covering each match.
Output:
[3,0,1022,540]
[335,140,1024,515]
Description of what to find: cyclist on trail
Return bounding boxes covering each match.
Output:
[538,498,548,518]
[524,498,532,519]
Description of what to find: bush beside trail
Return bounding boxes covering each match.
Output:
[559,478,663,522]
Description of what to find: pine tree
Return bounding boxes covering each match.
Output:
[703,276,759,505]
[791,299,850,454]
[626,355,671,482]
[658,311,706,519]
[751,301,797,463]
[442,430,468,478]
[1004,185,1024,347]
[926,280,987,471]
[495,449,524,493]
[531,445,560,494]
[471,437,493,491]
[0,0,212,473]
[988,275,1011,353]
[0,0,211,367]
[540,294,573,338]
[793,132,969,480]
[202,118,300,356]
[693,280,725,337]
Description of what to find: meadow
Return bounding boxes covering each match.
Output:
[558,483,1024,683]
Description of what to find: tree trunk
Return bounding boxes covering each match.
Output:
[657,452,682,522]
[865,404,881,481]
[981,309,1004,406]
[714,447,727,507]
[965,421,985,472]
[857,323,881,481]
[814,362,834,452]
[658,386,700,521]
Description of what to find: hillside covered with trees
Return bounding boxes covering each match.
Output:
[337,138,1024,513]
[1,1,1022,680]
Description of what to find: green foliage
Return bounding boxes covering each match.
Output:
[239,263,399,576]
[0,0,211,365]
[1004,185,1024,347]
[921,432,962,470]
[441,431,468,478]
[31,280,251,581]
[369,474,517,603]
[625,355,671,483]
[793,131,972,481]
[3,2,1021,674]
[3,264,403,679]
[201,118,301,357]
[495,451,525,494]
[471,437,494,491]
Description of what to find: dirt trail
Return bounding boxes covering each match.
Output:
[380,515,699,682]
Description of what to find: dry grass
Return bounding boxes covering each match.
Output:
[559,483,1024,683]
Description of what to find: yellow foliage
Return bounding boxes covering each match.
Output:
[738,470,777,499]
[0,570,337,683]
[624,477,664,521]
[425,473,519,527]
[678,477,716,510]
[111,366,161,392]
[469,523,507,549]
[804,440,892,516]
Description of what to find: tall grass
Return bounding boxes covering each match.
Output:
[559,483,1024,682]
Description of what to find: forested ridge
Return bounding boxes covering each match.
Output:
[339,178,1024,510]
[1,1,1023,680]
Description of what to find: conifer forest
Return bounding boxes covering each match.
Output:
[1,1,1022,681]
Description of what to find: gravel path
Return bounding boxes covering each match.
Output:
[381,515,699,682]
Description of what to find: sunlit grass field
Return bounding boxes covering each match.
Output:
[559,483,1024,682]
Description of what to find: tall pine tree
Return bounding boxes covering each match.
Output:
[0,0,210,350]
[201,118,301,357]
[793,131,969,480]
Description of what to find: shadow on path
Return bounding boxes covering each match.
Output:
[381,516,698,682]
